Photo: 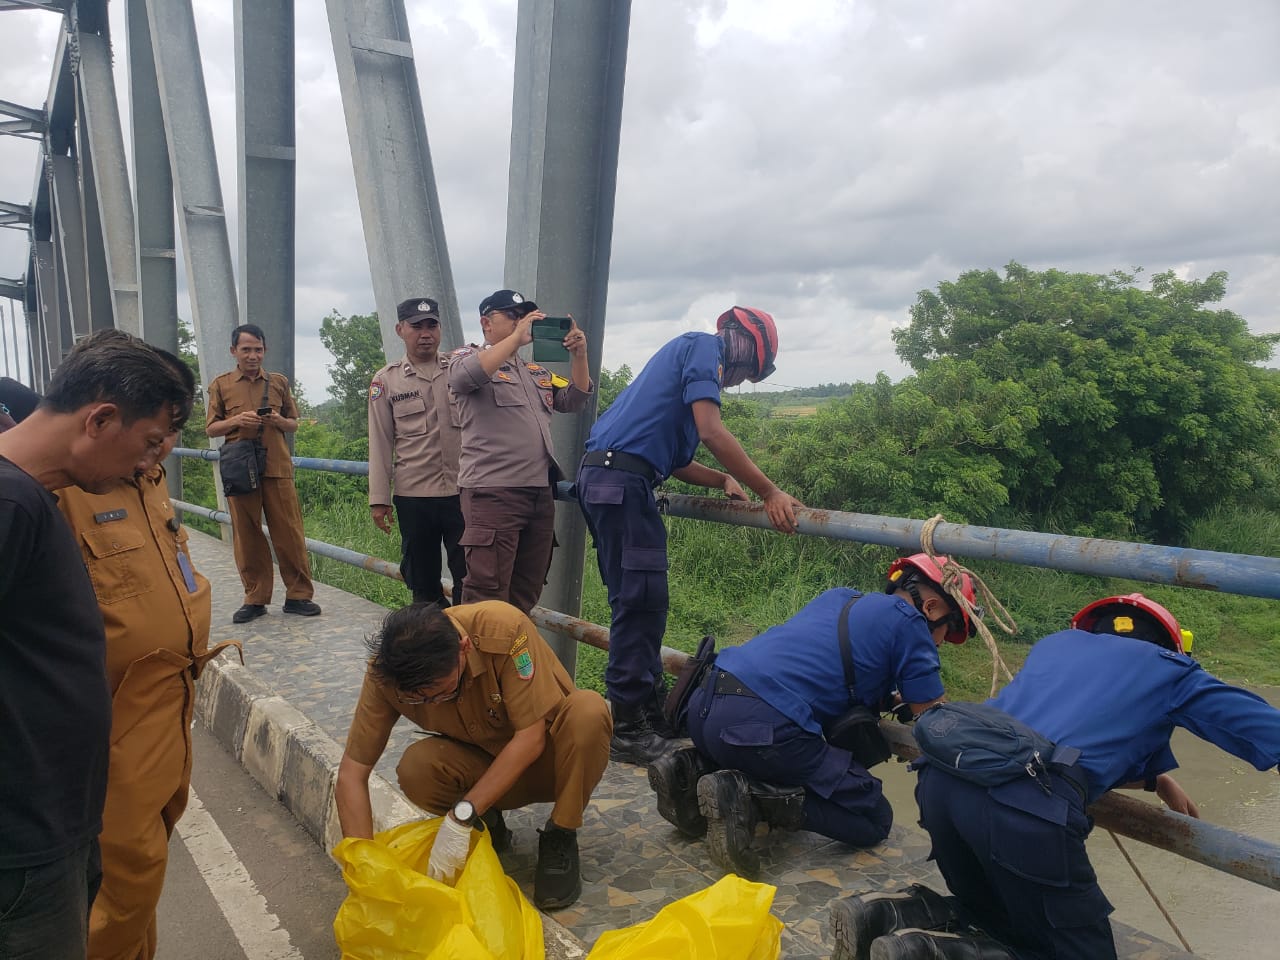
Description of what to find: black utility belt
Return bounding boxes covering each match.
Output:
[712,670,760,698]
[581,449,658,484]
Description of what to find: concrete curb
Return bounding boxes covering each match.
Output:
[194,655,587,958]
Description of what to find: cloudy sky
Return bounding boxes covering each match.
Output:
[1,0,1277,402]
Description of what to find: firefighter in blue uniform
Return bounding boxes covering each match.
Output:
[833,593,1280,960]
[648,554,977,877]
[576,306,804,765]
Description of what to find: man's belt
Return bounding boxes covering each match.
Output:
[712,670,760,698]
[581,449,658,483]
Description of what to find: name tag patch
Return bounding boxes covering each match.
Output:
[94,509,128,524]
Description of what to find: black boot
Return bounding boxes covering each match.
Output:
[697,769,760,878]
[870,929,1016,960]
[746,777,806,831]
[534,821,581,910]
[646,676,680,739]
[831,885,960,960]
[610,700,675,765]
[480,808,512,855]
[647,746,712,838]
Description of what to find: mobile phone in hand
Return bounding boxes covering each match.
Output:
[257,407,272,416]
[531,317,572,362]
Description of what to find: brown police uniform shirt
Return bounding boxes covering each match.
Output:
[447,346,593,489]
[205,369,299,478]
[367,355,461,505]
[344,600,574,766]
[56,467,213,694]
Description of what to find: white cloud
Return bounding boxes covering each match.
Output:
[1,0,1276,400]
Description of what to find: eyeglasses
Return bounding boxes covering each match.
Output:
[395,662,465,705]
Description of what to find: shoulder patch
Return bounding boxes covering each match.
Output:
[368,378,384,401]
[514,649,535,680]
[508,633,528,656]
[550,373,570,389]
[496,371,513,382]
[448,346,475,362]
[526,363,548,375]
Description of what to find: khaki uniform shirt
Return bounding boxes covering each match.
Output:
[205,369,299,478]
[447,346,593,489]
[344,601,574,766]
[56,468,214,694]
[367,355,461,505]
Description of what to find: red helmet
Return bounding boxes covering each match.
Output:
[1071,594,1191,653]
[716,306,778,382]
[885,553,979,644]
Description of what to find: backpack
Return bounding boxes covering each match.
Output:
[913,701,1072,789]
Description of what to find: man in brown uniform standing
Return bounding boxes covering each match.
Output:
[57,355,236,960]
[206,323,321,624]
[334,600,612,909]
[447,290,593,612]
[368,297,466,606]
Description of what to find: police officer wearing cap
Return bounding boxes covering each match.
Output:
[839,595,1280,960]
[576,307,805,766]
[368,297,466,606]
[446,290,593,613]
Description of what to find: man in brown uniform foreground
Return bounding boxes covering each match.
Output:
[335,601,612,909]
[206,323,320,624]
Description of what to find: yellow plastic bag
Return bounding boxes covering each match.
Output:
[585,875,782,960]
[332,818,544,960]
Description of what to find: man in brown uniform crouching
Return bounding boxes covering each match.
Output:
[335,601,612,909]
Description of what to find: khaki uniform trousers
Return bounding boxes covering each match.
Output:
[396,689,612,830]
[227,477,314,604]
[88,643,233,960]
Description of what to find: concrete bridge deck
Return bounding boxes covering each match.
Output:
[185,529,1200,959]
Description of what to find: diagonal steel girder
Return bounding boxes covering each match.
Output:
[0,1,69,11]
[140,0,239,385]
[0,200,33,228]
[323,0,463,358]
[0,99,46,139]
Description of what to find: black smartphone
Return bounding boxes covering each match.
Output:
[257,407,272,416]
[531,316,572,362]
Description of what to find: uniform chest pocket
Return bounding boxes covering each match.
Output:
[393,396,429,436]
[82,526,153,604]
[492,380,528,408]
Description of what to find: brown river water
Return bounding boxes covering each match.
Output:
[877,683,1280,959]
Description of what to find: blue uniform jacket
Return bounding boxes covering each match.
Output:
[585,332,723,480]
[991,629,1280,803]
[716,589,945,736]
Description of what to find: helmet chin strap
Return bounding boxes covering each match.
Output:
[903,579,957,635]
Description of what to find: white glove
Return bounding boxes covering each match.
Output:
[426,814,472,885]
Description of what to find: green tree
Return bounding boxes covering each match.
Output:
[893,263,1280,540]
[596,364,633,414]
[319,310,387,438]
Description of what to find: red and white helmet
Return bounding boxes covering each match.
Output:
[1071,593,1192,653]
[716,306,778,382]
[885,553,979,645]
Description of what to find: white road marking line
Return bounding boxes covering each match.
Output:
[176,787,304,960]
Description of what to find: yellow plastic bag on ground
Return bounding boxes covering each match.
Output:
[332,818,544,960]
[585,875,782,960]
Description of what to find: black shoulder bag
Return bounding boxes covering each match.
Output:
[662,634,717,737]
[218,373,271,497]
[823,596,893,768]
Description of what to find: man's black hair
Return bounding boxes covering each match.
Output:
[1085,607,1176,651]
[231,323,267,348]
[41,329,194,428]
[366,603,462,691]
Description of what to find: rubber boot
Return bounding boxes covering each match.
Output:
[870,929,1016,960]
[647,746,713,838]
[697,769,760,878]
[830,885,960,960]
[747,777,806,831]
[610,700,675,765]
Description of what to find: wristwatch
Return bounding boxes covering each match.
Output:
[451,799,477,827]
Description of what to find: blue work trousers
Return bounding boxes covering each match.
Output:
[577,464,668,708]
[687,683,893,847]
[915,764,1115,960]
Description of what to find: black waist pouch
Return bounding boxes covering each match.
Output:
[824,594,892,768]
[219,439,267,497]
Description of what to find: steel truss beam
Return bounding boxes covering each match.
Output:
[323,0,463,357]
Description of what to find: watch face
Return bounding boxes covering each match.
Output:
[453,800,475,823]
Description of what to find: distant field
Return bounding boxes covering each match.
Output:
[769,403,820,418]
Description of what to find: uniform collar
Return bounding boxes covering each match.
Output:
[233,368,266,382]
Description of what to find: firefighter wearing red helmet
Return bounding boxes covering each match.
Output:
[577,307,804,765]
[842,593,1280,960]
[648,557,969,879]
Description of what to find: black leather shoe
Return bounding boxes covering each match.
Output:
[610,701,676,766]
[697,769,760,878]
[481,808,512,855]
[232,604,266,624]
[533,822,580,910]
[282,598,322,616]
[831,885,960,960]
[870,929,1016,960]
[648,747,712,838]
